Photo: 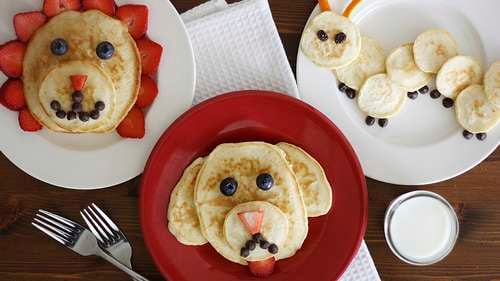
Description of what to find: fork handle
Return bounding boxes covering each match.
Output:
[97,249,149,281]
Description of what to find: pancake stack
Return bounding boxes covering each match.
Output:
[167,142,333,275]
[24,10,140,133]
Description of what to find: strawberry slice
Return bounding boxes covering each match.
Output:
[248,257,275,277]
[117,107,145,139]
[43,0,82,17]
[1,79,26,111]
[13,12,47,43]
[70,75,87,91]
[0,41,26,78]
[238,210,264,235]
[19,109,42,132]
[136,38,163,75]
[116,4,148,39]
[82,0,116,16]
[135,75,158,108]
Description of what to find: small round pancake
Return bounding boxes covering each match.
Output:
[39,61,116,132]
[276,142,333,217]
[436,56,482,99]
[224,201,288,262]
[335,36,386,90]
[455,84,500,133]
[386,44,432,91]
[413,29,458,73]
[167,158,208,246]
[484,61,500,108]
[300,11,361,69]
[358,73,406,118]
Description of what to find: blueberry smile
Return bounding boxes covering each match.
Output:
[240,233,279,257]
[49,92,105,122]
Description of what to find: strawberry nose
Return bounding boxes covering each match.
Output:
[70,75,87,91]
[238,210,264,235]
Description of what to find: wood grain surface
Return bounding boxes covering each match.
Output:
[1,1,499,280]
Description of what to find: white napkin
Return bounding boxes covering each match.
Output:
[180,0,381,280]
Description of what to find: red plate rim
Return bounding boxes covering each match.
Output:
[139,90,368,281]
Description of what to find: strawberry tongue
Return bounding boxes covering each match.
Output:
[248,257,275,277]
[237,210,264,235]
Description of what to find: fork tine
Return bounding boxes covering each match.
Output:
[32,222,69,245]
[36,213,73,233]
[91,203,120,232]
[82,209,110,241]
[39,209,77,228]
[33,218,72,238]
[87,205,115,238]
[80,211,104,243]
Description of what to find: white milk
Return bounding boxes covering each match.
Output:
[387,194,458,264]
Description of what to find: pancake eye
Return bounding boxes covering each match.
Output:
[51,38,68,56]
[256,173,273,191]
[220,177,237,196]
[96,41,115,60]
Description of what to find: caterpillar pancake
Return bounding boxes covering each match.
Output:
[358,73,406,118]
[484,61,500,108]
[300,11,361,69]
[386,44,432,91]
[413,29,458,74]
[455,84,500,133]
[335,36,386,91]
[436,56,482,99]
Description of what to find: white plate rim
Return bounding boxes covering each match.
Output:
[0,0,196,190]
[296,0,500,185]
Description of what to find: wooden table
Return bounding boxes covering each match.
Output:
[1,1,499,280]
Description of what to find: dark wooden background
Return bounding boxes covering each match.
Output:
[1,1,499,280]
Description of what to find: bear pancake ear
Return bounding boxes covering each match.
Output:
[276,143,333,217]
[167,158,208,245]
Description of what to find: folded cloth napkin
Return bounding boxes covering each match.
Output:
[181,0,381,280]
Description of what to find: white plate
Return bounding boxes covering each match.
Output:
[297,0,500,185]
[0,0,195,189]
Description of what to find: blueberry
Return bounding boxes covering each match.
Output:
[96,41,115,60]
[56,110,66,119]
[334,32,347,44]
[220,177,237,196]
[72,91,83,103]
[78,112,89,122]
[378,118,388,128]
[268,243,279,254]
[240,247,250,258]
[89,109,100,120]
[67,111,77,120]
[338,82,348,93]
[51,38,68,56]
[407,91,418,99]
[256,173,273,190]
[252,233,263,242]
[95,101,105,111]
[462,130,473,140]
[345,88,356,99]
[50,100,61,111]
[476,133,487,141]
[245,240,256,251]
[365,116,375,126]
[259,240,270,249]
[442,98,454,108]
[316,30,328,41]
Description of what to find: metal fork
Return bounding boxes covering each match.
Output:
[80,203,132,267]
[32,210,149,281]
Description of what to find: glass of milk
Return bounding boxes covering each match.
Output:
[384,190,459,265]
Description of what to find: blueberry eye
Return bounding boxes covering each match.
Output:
[51,38,68,56]
[220,177,238,196]
[96,41,114,60]
[256,173,273,190]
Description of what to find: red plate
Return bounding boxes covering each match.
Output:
[140,91,367,281]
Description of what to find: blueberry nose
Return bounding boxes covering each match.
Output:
[70,75,87,91]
